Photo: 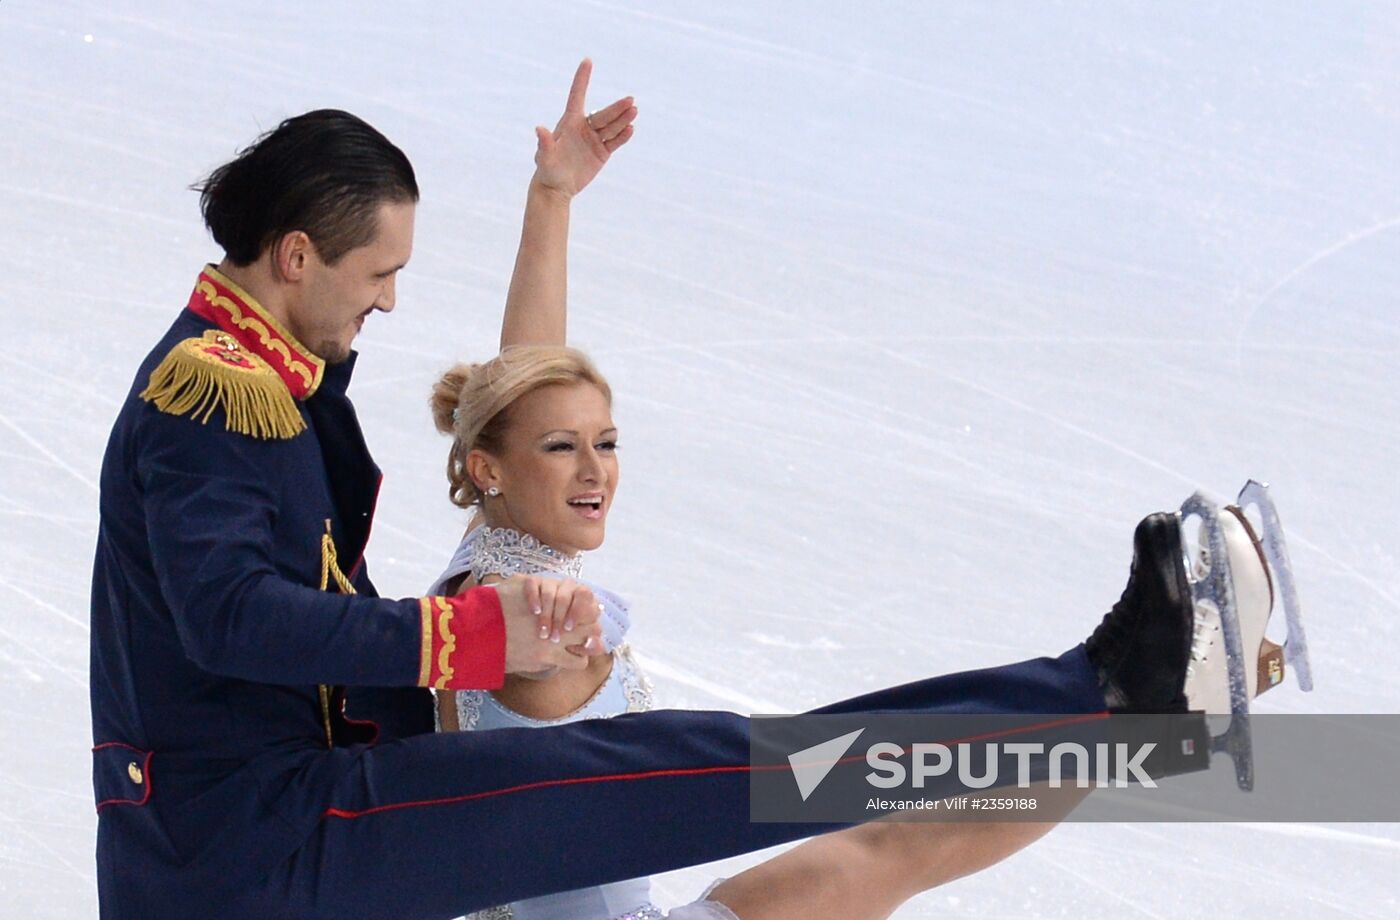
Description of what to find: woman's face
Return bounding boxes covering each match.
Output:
[477,382,619,555]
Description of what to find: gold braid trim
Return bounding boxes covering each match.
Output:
[196,274,322,393]
[418,598,434,688]
[434,598,456,690]
[317,521,357,749]
[139,330,305,439]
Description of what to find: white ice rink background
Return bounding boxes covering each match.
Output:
[2,2,1398,916]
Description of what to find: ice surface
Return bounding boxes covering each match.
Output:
[2,1,1397,916]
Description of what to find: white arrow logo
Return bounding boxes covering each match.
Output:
[788,728,866,801]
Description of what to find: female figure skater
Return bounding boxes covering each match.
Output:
[430,346,1095,920]
[425,61,1282,920]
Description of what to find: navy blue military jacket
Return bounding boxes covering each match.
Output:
[89,267,504,915]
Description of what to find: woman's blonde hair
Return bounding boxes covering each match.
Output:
[430,345,613,510]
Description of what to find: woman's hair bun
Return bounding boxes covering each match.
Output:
[429,362,478,435]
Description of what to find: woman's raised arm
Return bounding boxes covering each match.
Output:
[499,58,636,350]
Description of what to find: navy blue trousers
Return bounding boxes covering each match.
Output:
[238,646,1104,920]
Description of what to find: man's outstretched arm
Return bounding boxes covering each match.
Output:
[139,406,600,689]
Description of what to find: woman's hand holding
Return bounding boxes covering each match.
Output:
[532,58,637,200]
[493,574,607,674]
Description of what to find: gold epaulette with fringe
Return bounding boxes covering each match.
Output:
[139,330,306,440]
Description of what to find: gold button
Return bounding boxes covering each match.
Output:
[127,761,144,785]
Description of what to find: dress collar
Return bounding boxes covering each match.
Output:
[463,526,584,579]
[185,265,327,399]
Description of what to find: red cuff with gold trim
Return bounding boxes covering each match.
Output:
[417,588,506,690]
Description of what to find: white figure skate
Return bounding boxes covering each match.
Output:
[1178,481,1313,789]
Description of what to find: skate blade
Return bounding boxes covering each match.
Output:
[1179,491,1254,791]
[1236,480,1314,692]
[1221,505,1286,696]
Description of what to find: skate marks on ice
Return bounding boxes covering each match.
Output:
[0,570,91,637]
[0,396,94,684]
[0,414,98,495]
[868,339,1400,622]
[1231,214,1400,379]
[1028,822,1393,919]
[0,620,86,687]
[573,0,1007,114]
[632,649,784,714]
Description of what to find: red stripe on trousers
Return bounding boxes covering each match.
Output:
[321,711,1109,821]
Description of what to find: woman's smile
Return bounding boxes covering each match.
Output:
[567,491,606,520]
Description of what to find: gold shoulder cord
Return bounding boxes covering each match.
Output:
[318,520,357,748]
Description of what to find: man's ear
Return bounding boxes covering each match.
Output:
[272,231,315,282]
[466,449,502,494]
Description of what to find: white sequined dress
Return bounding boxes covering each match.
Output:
[431,527,732,920]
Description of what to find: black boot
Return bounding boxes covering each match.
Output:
[1085,513,1193,713]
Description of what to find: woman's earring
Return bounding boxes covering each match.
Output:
[486,486,501,498]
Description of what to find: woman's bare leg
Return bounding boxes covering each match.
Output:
[706,786,1089,920]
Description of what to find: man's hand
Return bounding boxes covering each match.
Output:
[492,574,607,674]
[532,58,637,199]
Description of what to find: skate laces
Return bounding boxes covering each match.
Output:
[1185,604,1220,678]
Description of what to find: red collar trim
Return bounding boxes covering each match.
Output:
[186,266,326,399]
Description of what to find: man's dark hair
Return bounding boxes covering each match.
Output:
[195,109,419,267]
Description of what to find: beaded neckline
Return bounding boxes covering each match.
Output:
[463,525,584,580]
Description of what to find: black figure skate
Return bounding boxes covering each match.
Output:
[1087,481,1312,789]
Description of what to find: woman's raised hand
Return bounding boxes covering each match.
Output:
[532,58,636,199]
